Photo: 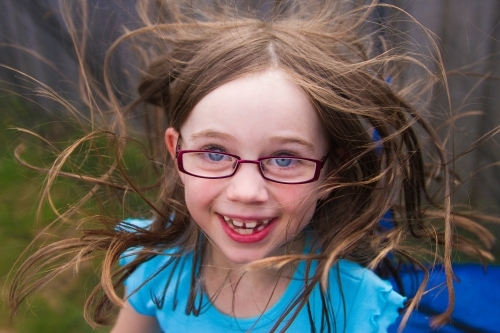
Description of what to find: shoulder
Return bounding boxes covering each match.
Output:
[330,259,405,332]
[334,259,388,290]
[117,218,156,266]
[122,247,193,317]
[118,219,192,316]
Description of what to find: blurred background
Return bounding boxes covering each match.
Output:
[0,0,499,332]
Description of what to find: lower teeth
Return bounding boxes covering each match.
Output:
[236,228,253,235]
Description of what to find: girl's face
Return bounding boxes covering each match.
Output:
[166,69,329,266]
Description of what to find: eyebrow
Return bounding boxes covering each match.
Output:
[188,130,316,152]
[269,136,316,152]
[189,130,236,142]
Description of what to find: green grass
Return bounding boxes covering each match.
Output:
[0,98,110,332]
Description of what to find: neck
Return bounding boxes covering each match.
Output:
[200,237,305,318]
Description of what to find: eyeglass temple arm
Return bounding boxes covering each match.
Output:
[320,153,329,168]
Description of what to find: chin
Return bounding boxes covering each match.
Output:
[216,247,274,267]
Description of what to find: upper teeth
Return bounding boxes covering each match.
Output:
[233,220,244,227]
[222,215,271,229]
[245,222,257,228]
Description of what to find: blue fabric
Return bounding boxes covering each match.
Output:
[388,264,500,333]
[375,208,500,332]
[119,220,404,332]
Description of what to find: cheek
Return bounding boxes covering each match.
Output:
[276,187,318,236]
[277,183,319,205]
[183,178,222,218]
[276,184,320,220]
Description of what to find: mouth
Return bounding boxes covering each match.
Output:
[218,213,277,243]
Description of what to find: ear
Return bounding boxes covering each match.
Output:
[317,173,333,201]
[165,127,179,159]
[317,147,343,201]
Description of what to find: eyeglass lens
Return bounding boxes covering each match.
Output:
[180,151,317,183]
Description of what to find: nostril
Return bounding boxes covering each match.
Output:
[226,165,269,203]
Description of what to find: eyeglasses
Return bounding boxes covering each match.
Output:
[175,148,327,184]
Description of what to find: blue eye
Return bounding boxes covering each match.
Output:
[207,152,225,161]
[274,158,293,167]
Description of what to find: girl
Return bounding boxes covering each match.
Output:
[9,0,495,332]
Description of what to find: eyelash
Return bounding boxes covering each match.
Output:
[202,144,226,152]
[273,150,298,157]
[199,146,300,157]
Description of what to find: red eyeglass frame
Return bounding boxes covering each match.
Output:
[175,147,327,185]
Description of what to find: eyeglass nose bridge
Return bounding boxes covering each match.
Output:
[230,159,271,180]
[231,159,264,176]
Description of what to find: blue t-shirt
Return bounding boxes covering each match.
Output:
[120,220,404,332]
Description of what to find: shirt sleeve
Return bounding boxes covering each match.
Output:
[363,273,404,332]
[338,260,405,332]
[122,258,157,316]
[118,218,158,316]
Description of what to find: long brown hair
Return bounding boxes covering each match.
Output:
[9,0,496,331]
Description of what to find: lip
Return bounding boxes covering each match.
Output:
[217,213,277,244]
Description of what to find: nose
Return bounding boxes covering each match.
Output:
[226,161,269,204]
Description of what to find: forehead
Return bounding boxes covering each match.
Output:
[180,69,327,153]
